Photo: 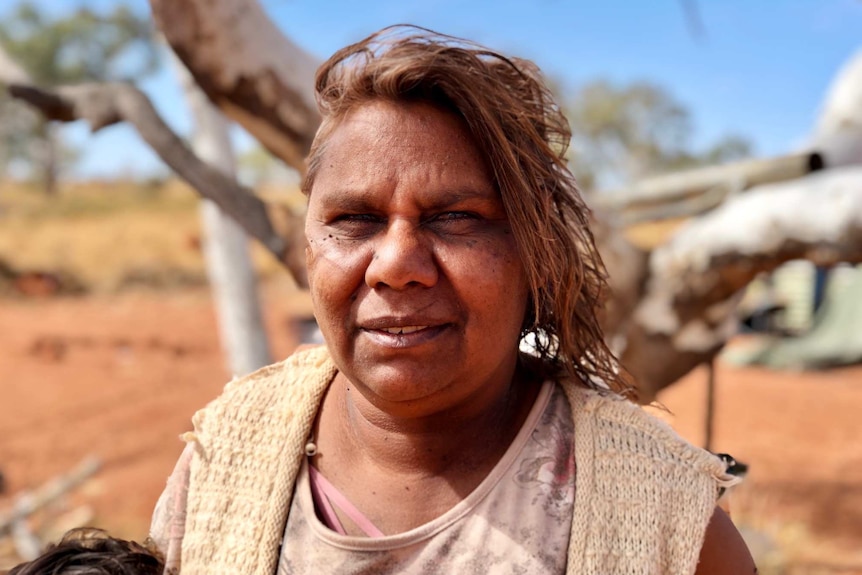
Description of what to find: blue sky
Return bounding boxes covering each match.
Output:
[8,0,862,179]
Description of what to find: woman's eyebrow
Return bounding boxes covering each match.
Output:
[420,187,497,210]
[318,186,496,212]
[317,191,379,212]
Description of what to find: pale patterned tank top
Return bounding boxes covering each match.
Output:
[277,380,576,574]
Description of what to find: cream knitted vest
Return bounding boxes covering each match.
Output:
[179,346,736,575]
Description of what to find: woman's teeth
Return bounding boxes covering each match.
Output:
[380,326,427,335]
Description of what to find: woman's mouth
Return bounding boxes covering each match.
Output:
[378,325,429,335]
[361,323,450,348]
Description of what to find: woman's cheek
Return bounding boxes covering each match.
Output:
[443,233,522,281]
[309,231,361,263]
[307,232,371,293]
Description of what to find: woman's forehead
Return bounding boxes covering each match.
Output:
[327,100,474,147]
[310,101,495,197]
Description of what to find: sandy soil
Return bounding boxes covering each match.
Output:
[1,285,860,572]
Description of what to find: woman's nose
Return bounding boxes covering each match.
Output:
[365,220,439,290]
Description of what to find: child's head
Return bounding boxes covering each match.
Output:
[7,528,165,575]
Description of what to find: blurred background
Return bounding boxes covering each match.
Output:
[0,1,860,573]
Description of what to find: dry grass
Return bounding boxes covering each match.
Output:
[0,179,291,292]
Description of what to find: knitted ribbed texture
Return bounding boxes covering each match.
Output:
[181,346,336,575]
[562,385,739,575]
[178,347,737,575]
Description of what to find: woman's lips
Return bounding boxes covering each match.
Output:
[360,323,450,348]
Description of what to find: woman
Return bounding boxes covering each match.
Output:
[150,26,754,574]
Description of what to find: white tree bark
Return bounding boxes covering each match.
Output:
[619,166,862,400]
[813,49,862,140]
[809,49,862,168]
[173,53,271,376]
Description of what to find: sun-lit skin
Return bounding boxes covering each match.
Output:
[302,98,759,560]
[305,100,530,425]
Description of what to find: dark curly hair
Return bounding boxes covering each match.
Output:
[303,25,626,394]
[7,528,165,575]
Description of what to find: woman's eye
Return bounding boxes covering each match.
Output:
[338,213,382,223]
[330,214,384,236]
[423,211,484,235]
[434,211,478,222]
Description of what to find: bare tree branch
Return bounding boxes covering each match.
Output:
[616,166,862,400]
[646,165,862,312]
[596,151,823,222]
[0,457,101,534]
[7,81,308,286]
[148,0,320,172]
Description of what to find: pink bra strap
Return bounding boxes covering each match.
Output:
[307,464,346,535]
[308,464,386,538]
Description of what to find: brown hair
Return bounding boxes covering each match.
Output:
[7,528,165,575]
[303,25,627,395]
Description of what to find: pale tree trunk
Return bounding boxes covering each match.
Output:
[173,53,272,376]
[37,120,59,195]
[0,43,30,84]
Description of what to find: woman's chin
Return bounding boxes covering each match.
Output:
[343,365,458,414]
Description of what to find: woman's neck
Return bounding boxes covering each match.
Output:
[314,363,540,479]
[308,361,542,534]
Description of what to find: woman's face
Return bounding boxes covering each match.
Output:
[305,100,529,417]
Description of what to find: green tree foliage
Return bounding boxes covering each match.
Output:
[0,1,158,191]
[565,80,753,191]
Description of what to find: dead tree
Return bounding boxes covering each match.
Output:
[4,0,862,401]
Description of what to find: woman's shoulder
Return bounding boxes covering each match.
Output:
[207,345,334,405]
[190,345,336,439]
[558,382,744,573]
[558,381,737,484]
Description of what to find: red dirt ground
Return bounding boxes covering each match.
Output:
[1,285,860,572]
